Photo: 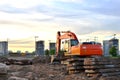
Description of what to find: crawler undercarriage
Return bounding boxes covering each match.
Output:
[61,56,120,78]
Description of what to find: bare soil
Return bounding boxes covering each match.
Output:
[7,63,90,80]
[0,56,120,80]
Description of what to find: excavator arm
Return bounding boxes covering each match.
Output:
[55,31,79,56]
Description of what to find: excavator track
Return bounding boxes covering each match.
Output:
[66,57,85,74]
[61,56,120,78]
[61,56,85,74]
[84,57,120,77]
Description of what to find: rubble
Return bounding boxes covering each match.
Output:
[0,63,9,75]
[8,76,28,80]
[6,63,93,80]
[32,56,51,64]
[0,56,8,63]
[5,59,33,65]
[0,56,120,80]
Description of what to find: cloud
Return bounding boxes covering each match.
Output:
[9,40,33,44]
[0,0,119,35]
[0,5,28,13]
[0,20,30,26]
[82,0,120,16]
[0,0,120,51]
[0,0,46,8]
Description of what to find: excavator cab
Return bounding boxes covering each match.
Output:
[61,39,79,54]
[71,39,79,46]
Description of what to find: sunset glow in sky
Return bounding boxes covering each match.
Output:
[0,0,120,52]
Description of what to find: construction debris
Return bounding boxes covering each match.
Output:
[8,76,28,80]
[0,56,120,80]
[0,63,9,75]
[0,56,8,63]
[84,57,120,78]
[32,56,51,64]
[5,59,32,65]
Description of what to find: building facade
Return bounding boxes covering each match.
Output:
[49,42,56,50]
[109,38,119,55]
[103,38,119,56]
[0,41,8,56]
[103,40,110,56]
[36,40,45,56]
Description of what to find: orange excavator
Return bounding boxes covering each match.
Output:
[55,31,103,57]
[51,31,103,74]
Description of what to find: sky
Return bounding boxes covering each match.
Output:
[0,0,120,52]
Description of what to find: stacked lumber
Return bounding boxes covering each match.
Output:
[65,57,85,74]
[5,59,32,65]
[84,57,120,77]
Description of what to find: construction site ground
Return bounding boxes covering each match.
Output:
[0,56,120,80]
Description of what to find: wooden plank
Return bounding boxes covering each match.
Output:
[67,62,84,66]
[86,73,99,77]
[99,68,120,73]
[102,72,120,77]
[61,60,69,65]
[68,70,80,74]
[84,57,120,62]
[86,71,120,77]
[85,68,120,73]
[85,70,97,73]
[67,58,84,62]
[67,66,84,70]
[84,61,120,65]
[84,64,120,69]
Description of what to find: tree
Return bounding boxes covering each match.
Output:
[8,50,13,54]
[49,49,55,55]
[45,49,49,56]
[109,46,117,57]
[32,51,35,54]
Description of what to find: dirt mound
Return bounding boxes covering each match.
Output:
[32,56,51,64]
[1,62,119,80]
[7,63,102,80]
[0,56,119,80]
[0,56,8,63]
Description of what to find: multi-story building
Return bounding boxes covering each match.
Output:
[109,38,119,55]
[0,41,8,56]
[49,42,56,50]
[103,38,119,56]
[36,40,44,56]
[103,40,110,56]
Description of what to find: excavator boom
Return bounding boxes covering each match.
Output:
[56,31,79,56]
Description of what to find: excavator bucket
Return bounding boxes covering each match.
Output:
[50,55,61,64]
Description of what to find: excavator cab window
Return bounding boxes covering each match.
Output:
[70,39,79,46]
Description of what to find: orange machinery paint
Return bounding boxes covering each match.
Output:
[56,31,103,57]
